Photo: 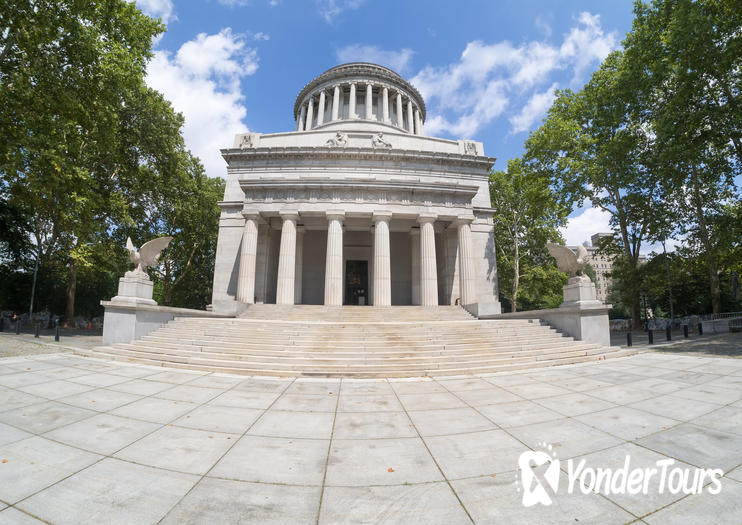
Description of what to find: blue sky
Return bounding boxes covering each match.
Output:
[137,0,638,247]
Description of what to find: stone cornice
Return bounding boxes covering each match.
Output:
[294,63,426,121]
[238,178,480,198]
[222,146,496,173]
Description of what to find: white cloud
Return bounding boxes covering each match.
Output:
[560,207,612,247]
[509,83,557,134]
[146,29,257,178]
[335,45,414,74]
[412,12,617,139]
[136,0,175,23]
[218,0,250,6]
[253,32,270,41]
[317,0,365,23]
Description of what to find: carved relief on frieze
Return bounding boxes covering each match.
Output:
[463,140,477,155]
[325,131,348,147]
[372,132,392,149]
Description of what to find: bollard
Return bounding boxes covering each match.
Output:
[648,330,654,344]
[15,320,21,334]
[627,332,632,347]
[34,323,40,338]
[55,324,60,342]
[698,323,703,336]
[683,325,689,338]
[0,318,3,332]
[666,325,672,341]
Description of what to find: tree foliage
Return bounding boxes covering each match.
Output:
[0,1,225,321]
[490,158,569,312]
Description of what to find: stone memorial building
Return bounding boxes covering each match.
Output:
[210,63,501,316]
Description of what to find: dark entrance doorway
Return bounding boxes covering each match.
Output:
[344,260,368,305]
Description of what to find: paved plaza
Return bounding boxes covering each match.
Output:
[0,341,741,523]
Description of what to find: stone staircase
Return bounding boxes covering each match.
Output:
[86,306,636,377]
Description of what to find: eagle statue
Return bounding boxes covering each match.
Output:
[125,236,173,277]
[546,242,591,281]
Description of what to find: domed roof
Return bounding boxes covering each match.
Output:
[293,62,426,122]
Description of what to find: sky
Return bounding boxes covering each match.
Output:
[136,0,639,249]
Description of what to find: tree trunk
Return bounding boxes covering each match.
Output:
[63,261,77,328]
[511,235,520,312]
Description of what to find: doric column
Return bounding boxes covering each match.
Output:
[396,92,403,128]
[297,104,306,131]
[382,87,390,123]
[372,211,392,306]
[305,98,314,131]
[456,218,476,306]
[332,85,340,121]
[295,226,305,304]
[410,228,420,305]
[276,212,298,305]
[365,83,373,119]
[237,211,260,304]
[317,90,326,126]
[349,83,356,118]
[324,211,345,305]
[418,214,439,306]
[406,100,414,133]
[414,108,423,135]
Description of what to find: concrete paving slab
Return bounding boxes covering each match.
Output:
[68,372,131,388]
[585,384,657,405]
[0,507,44,523]
[0,421,32,447]
[0,389,46,413]
[284,379,339,395]
[155,384,224,404]
[110,396,199,424]
[319,483,471,524]
[693,406,742,436]
[272,393,338,412]
[163,477,321,524]
[572,442,695,518]
[637,423,742,472]
[340,379,394,395]
[173,405,263,434]
[407,407,496,437]
[208,389,282,409]
[17,379,95,400]
[424,429,529,479]
[437,377,496,392]
[389,379,447,394]
[535,392,617,417]
[500,382,572,399]
[115,425,236,475]
[248,410,335,439]
[452,470,635,524]
[57,388,142,412]
[210,435,328,485]
[17,458,198,524]
[478,400,564,428]
[627,394,723,421]
[508,418,623,459]
[326,437,442,486]
[107,378,177,396]
[672,383,742,405]
[337,394,403,412]
[575,406,680,441]
[0,401,97,434]
[0,436,101,503]
[233,377,292,393]
[44,413,159,455]
[453,386,523,406]
[643,477,742,524]
[396,392,467,411]
[332,411,416,439]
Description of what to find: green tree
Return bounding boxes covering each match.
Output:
[525,51,664,328]
[622,0,741,314]
[489,158,569,312]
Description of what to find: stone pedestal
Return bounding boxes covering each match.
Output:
[561,277,602,308]
[111,273,156,306]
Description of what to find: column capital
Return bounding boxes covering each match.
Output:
[417,213,437,225]
[326,210,345,221]
[279,211,299,221]
[372,210,393,222]
[454,216,474,226]
[241,210,261,220]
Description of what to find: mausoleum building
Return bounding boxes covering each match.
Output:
[210,63,502,316]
